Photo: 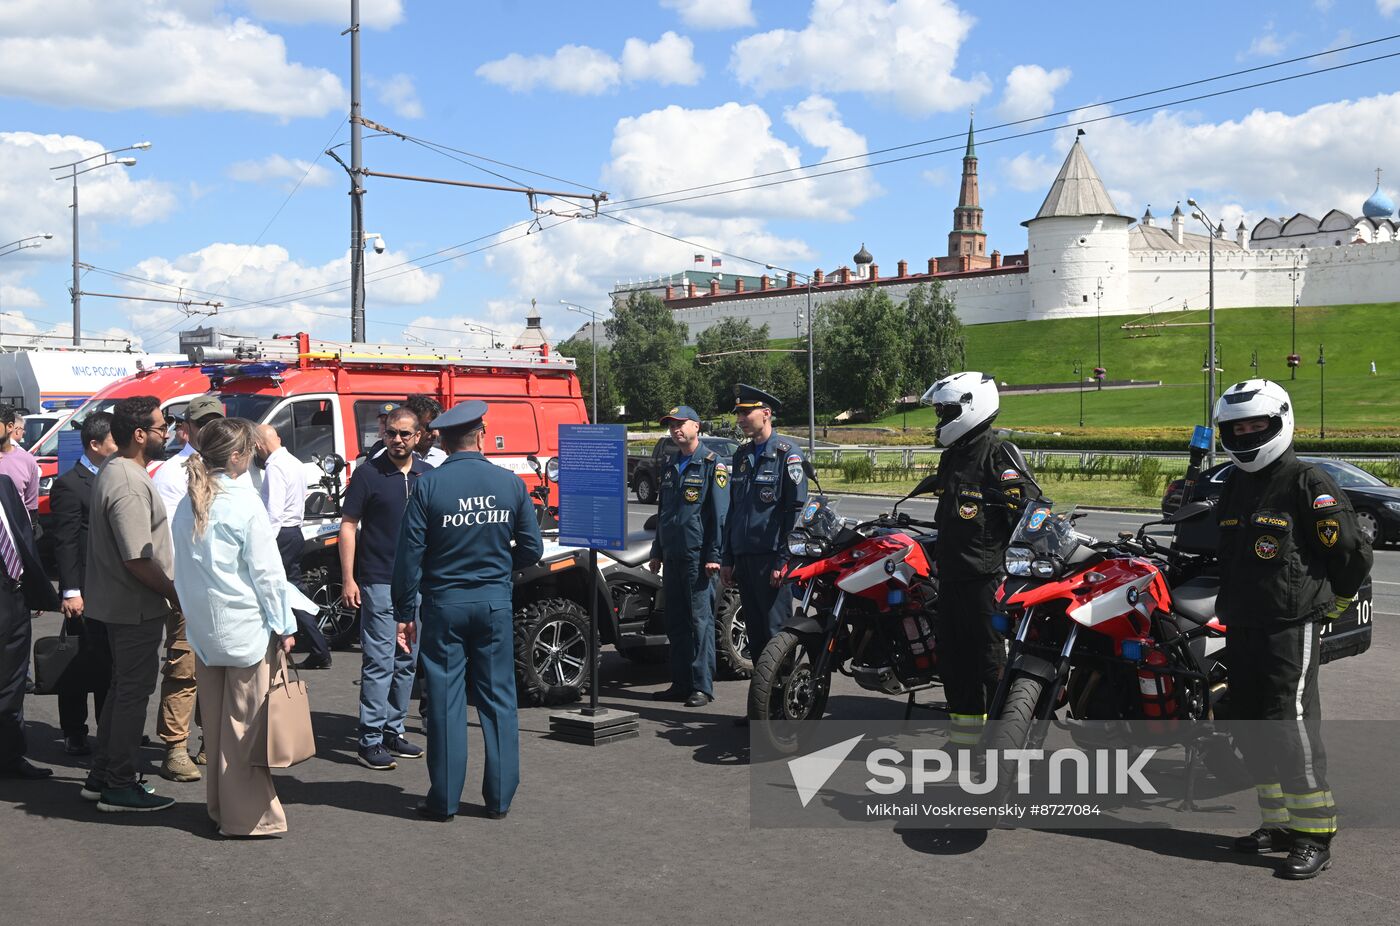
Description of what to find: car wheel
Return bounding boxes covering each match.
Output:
[636,474,656,504]
[1355,509,1380,546]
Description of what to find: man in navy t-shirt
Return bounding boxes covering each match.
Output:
[339,407,432,771]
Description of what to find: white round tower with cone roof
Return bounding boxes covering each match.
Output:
[1023,131,1133,321]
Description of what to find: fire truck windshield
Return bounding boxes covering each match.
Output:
[218,394,278,423]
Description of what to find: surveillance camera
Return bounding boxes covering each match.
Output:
[373,237,386,254]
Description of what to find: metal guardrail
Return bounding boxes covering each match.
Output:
[809,446,1400,470]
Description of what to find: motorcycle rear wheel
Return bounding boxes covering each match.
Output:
[749,630,830,754]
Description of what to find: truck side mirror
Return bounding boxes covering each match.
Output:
[526,453,542,475]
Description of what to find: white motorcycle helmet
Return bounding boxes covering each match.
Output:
[920,371,999,447]
[1214,379,1295,472]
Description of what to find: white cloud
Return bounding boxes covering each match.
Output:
[243,0,404,29]
[0,132,177,267]
[1011,93,1400,227]
[1240,24,1288,60]
[621,32,704,86]
[997,64,1071,122]
[603,97,879,221]
[478,33,704,94]
[227,154,332,189]
[660,0,755,29]
[0,1,344,118]
[120,241,443,348]
[370,73,424,119]
[1379,0,1400,16]
[477,45,622,95]
[730,0,989,116]
[0,284,43,310]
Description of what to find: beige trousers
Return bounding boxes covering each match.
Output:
[159,611,198,747]
[196,644,288,837]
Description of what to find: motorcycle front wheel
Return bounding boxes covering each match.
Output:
[749,630,831,754]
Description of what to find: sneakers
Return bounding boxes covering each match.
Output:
[84,777,156,802]
[97,783,175,813]
[193,738,207,766]
[64,734,91,756]
[357,743,398,770]
[1234,826,1292,854]
[384,734,424,759]
[1278,838,1332,879]
[161,747,202,782]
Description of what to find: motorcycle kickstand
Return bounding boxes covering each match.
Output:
[1173,740,1232,814]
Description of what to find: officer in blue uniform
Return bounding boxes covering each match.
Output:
[647,405,729,708]
[720,385,808,725]
[391,400,544,822]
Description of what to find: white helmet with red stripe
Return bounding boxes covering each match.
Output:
[920,371,999,447]
[1214,379,1294,472]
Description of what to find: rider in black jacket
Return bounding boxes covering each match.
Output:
[1214,379,1372,880]
[923,372,1037,750]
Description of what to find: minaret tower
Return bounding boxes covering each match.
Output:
[944,112,988,269]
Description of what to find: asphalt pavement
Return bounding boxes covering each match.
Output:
[3,499,1397,924]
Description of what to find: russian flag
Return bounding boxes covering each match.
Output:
[711,256,722,268]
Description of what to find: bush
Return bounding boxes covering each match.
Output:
[840,456,875,482]
[1134,457,1164,496]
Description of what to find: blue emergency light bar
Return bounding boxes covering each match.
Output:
[1190,425,1214,451]
[40,399,87,410]
[199,361,288,378]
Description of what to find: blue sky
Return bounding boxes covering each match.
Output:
[1,0,1398,351]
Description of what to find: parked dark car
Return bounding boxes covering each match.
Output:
[1162,457,1400,546]
[628,435,740,504]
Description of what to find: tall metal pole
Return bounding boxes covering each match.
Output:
[591,319,598,423]
[71,174,80,345]
[1290,258,1299,380]
[1319,344,1326,440]
[806,279,815,455]
[1206,226,1216,467]
[348,0,366,342]
[1095,277,1103,390]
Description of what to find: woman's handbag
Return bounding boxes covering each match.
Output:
[256,648,315,768]
[31,618,81,695]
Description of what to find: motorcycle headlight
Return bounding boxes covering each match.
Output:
[787,535,808,557]
[39,475,54,495]
[1031,559,1057,579]
[1383,501,1400,514]
[1005,547,1032,576]
[545,457,559,482]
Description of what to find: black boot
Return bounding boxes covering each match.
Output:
[1277,837,1331,880]
[1233,826,1291,854]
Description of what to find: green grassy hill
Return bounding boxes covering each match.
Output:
[874,302,1400,434]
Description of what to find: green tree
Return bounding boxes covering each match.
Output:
[554,335,619,422]
[694,317,771,415]
[903,281,967,397]
[814,286,906,418]
[605,291,688,424]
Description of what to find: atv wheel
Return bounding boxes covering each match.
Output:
[303,564,359,650]
[715,587,752,679]
[748,630,829,754]
[514,598,594,707]
[635,473,657,505]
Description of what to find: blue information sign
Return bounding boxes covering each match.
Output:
[557,423,627,551]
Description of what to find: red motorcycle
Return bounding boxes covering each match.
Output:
[749,471,941,752]
[987,498,1249,789]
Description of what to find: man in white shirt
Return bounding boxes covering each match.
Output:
[404,395,447,467]
[255,424,331,669]
[148,394,224,782]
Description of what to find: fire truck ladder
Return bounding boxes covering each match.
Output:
[187,335,576,372]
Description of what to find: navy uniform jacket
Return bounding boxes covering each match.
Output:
[649,448,729,563]
[1215,449,1372,628]
[722,434,808,566]
[933,426,1037,581]
[391,451,544,619]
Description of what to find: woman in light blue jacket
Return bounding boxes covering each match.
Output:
[172,417,302,837]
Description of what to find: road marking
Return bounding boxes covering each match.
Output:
[1372,580,1400,586]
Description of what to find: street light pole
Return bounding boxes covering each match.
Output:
[1318,344,1326,440]
[769,263,817,455]
[1187,199,1218,466]
[1075,360,1084,428]
[50,143,150,346]
[561,300,606,423]
[1288,258,1301,380]
[1095,277,1103,390]
[0,234,52,259]
[346,0,366,342]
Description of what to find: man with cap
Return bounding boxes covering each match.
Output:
[392,400,543,821]
[151,393,225,782]
[720,384,807,726]
[647,405,729,708]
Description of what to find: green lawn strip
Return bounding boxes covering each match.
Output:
[815,471,1169,510]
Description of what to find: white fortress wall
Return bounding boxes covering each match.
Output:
[1301,240,1400,306]
[1025,215,1134,321]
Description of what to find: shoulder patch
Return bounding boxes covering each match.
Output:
[1312,494,1338,509]
[785,452,802,465]
[1000,468,1020,482]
